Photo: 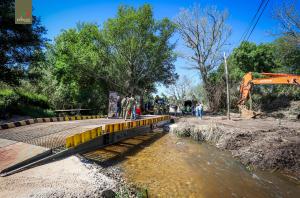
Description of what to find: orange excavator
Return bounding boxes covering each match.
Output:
[237,72,300,118]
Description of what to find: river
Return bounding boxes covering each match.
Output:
[84,131,300,197]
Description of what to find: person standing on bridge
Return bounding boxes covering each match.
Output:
[132,96,137,120]
[121,96,128,119]
[125,95,136,121]
[116,95,121,118]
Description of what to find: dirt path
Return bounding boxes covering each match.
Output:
[170,115,300,180]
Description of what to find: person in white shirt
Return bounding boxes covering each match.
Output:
[196,101,203,119]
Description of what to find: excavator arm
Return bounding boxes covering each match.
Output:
[238,72,300,105]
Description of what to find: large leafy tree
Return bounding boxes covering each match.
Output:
[230,41,278,74]
[45,5,178,111]
[207,39,300,111]
[228,40,300,81]
[0,0,47,85]
[50,23,110,110]
[103,4,178,95]
[274,37,300,74]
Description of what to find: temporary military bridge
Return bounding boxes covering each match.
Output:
[0,115,170,176]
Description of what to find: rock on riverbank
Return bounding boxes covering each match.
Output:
[170,116,300,180]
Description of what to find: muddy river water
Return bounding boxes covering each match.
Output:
[84,131,299,197]
[119,132,299,198]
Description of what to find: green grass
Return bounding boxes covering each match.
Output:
[18,105,55,118]
[0,88,53,118]
[15,89,50,108]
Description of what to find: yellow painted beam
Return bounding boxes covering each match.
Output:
[105,125,109,133]
[91,129,97,139]
[126,122,131,129]
[97,127,102,136]
[65,116,170,148]
[109,124,114,132]
[73,134,81,147]
[114,123,120,132]
[132,121,137,128]
[119,123,124,131]
[81,130,91,143]
[66,136,74,148]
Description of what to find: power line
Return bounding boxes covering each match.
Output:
[245,0,270,41]
[239,0,266,43]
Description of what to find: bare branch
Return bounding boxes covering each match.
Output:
[175,4,231,109]
[273,0,300,45]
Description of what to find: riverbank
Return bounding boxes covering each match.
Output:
[1,125,299,197]
[170,116,300,180]
[0,156,139,198]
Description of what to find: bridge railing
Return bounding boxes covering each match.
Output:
[65,115,171,148]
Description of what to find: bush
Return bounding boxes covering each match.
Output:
[15,89,50,108]
[18,105,55,118]
[0,89,19,117]
[0,88,52,118]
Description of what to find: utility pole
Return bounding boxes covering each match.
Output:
[224,52,230,120]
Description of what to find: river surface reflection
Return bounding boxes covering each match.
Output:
[84,131,300,197]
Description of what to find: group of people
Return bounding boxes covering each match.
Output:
[115,94,204,120]
[116,95,140,120]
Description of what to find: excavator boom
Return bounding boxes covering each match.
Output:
[238,72,300,118]
[238,72,300,105]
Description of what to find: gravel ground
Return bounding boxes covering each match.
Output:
[170,116,300,180]
[0,156,138,198]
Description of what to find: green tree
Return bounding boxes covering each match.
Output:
[103,4,178,95]
[0,0,47,85]
[50,23,110,111]
[273,37,300,74]
[39,5,178,112]
[207,39,300,112]
[230,41,278,74]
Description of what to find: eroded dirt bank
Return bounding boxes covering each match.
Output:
[170,116,300,180]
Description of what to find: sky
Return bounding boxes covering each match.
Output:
[32,0,282,95]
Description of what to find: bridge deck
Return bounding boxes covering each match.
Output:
[0,118,120,149]
[0,116,163,173]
